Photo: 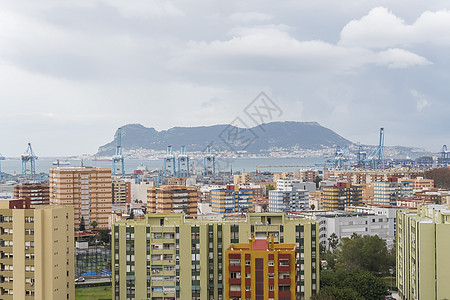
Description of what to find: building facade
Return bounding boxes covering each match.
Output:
[112,213,319,300]
[13,184,49,206]
[225,237,297,299]
[147,185,199,217]
[397,204,450,300]
[0,199,74,299]
[49,167,112,230]
[112,178,131,206]
[211,186,254,214]
[374,178,413,206]
[322,182,362,210]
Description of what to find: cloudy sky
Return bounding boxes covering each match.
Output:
[0,0,449,156]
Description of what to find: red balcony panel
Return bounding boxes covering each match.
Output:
[229,253,241,259]
[245,291,251,298]
[269,278,274,286]
[269,291,275,298]
[279,278,291,284]
[279,253,291,260]
[268,254,274,260]
[229,265,241,272]
[245,266,251,273]
[229,278,241,285]
[245,254,251,260]
[279,291,291,298]
[278,265,291,272]
[229,291,241,297]
[245,278,251,286]
[268,266,274,273]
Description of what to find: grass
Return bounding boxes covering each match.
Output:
[75,286,112,300]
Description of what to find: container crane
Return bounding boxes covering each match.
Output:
[112,127,125,176]
[177,145,189,178]
[163,146,176,176]
[331,146,350,170]
[203,145,215,176]
[440,145,449,167]
[0,153,4,181]
[21,143,37,177]
[364,128,385,169]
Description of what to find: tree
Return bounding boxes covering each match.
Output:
[336,234,390,275]
[327,233,339,252]
[266,184,275,196]
[261,203,268,212]
[97,230,111,244]
[79,216,86,232]
[310,204,315,211]
[90,220,98,231]
[425,168,450,189]
[316,269,389,300]
[314,175,322,189]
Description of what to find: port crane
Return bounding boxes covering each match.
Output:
[364,128,385,169]
[203,145,216,176]
[177,146,189,178]
[163,146,176,176]
[112,127,125,176]
[440,145,449,167]
[21,143,37,177]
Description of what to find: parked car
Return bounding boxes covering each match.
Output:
[75,277,85,283]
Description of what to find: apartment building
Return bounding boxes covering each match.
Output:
[211,186,254,214]
[49,167,112,230]
[397,204,450,299]
[147,185,199,217]
[112,178,131,206]
[225,237,297,299]
[14,183,49,205]
[0,199,74,300]
[269,189,309,213]
[112,213,319,300]
[233,173,252,185]
[322,182,362,210]
[374,178,413,206]
[294,170,319,182]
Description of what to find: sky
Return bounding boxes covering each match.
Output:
[0,0,449,156]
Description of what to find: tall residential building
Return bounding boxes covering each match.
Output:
[225,237,297,299]
[14,183,49,205]
[374,178,413,206]
[211,185,253,214]
[147,185,199,217]
[0,199,74,300]
[397,204,450,300]
[112,213,319,300]
[322,182,362,210]
[294,170,319,182]
[112,178,131,206]
[233,173,252,185]
[269,179,310,212]
[49,167,112,230]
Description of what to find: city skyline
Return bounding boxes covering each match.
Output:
[1,1,449,156]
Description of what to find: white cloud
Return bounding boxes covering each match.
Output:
[229,12,273,23]
[170,25,430,72]
[411,89,430,112]
[340,7,450,48]
[101,0,184,18]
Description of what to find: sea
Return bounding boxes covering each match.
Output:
[0,157,327,175]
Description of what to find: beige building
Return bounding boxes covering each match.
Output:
[49,167,112,230]
[397,204,450,299]
[0,199,74,299]
[147,185,199,217]
[233,173,252,185]
[14,184,49,206]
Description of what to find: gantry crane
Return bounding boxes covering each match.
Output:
[112,127,125,176]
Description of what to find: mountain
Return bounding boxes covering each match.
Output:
[96,121,353,155]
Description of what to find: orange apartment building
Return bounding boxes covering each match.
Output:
[112,178,131,206]
[49,167,112,230]
[225,236,297,300]
[147,185,199,217]
[14,183,49,205]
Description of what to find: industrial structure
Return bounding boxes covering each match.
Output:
[439,144,450,167]
[163,146,176,177]
[365,128,385,169]
[331,146,350,170]
[21,143,37,177]
[0,153,4,181]
[112,127,125,176]
[177,145,189,178]
[203,145,216,176]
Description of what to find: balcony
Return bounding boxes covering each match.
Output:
[278,265,291,272]
[229,291,241,297]
[229,278,241,285]
[229,265,241,272]
[279,290,291,298]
